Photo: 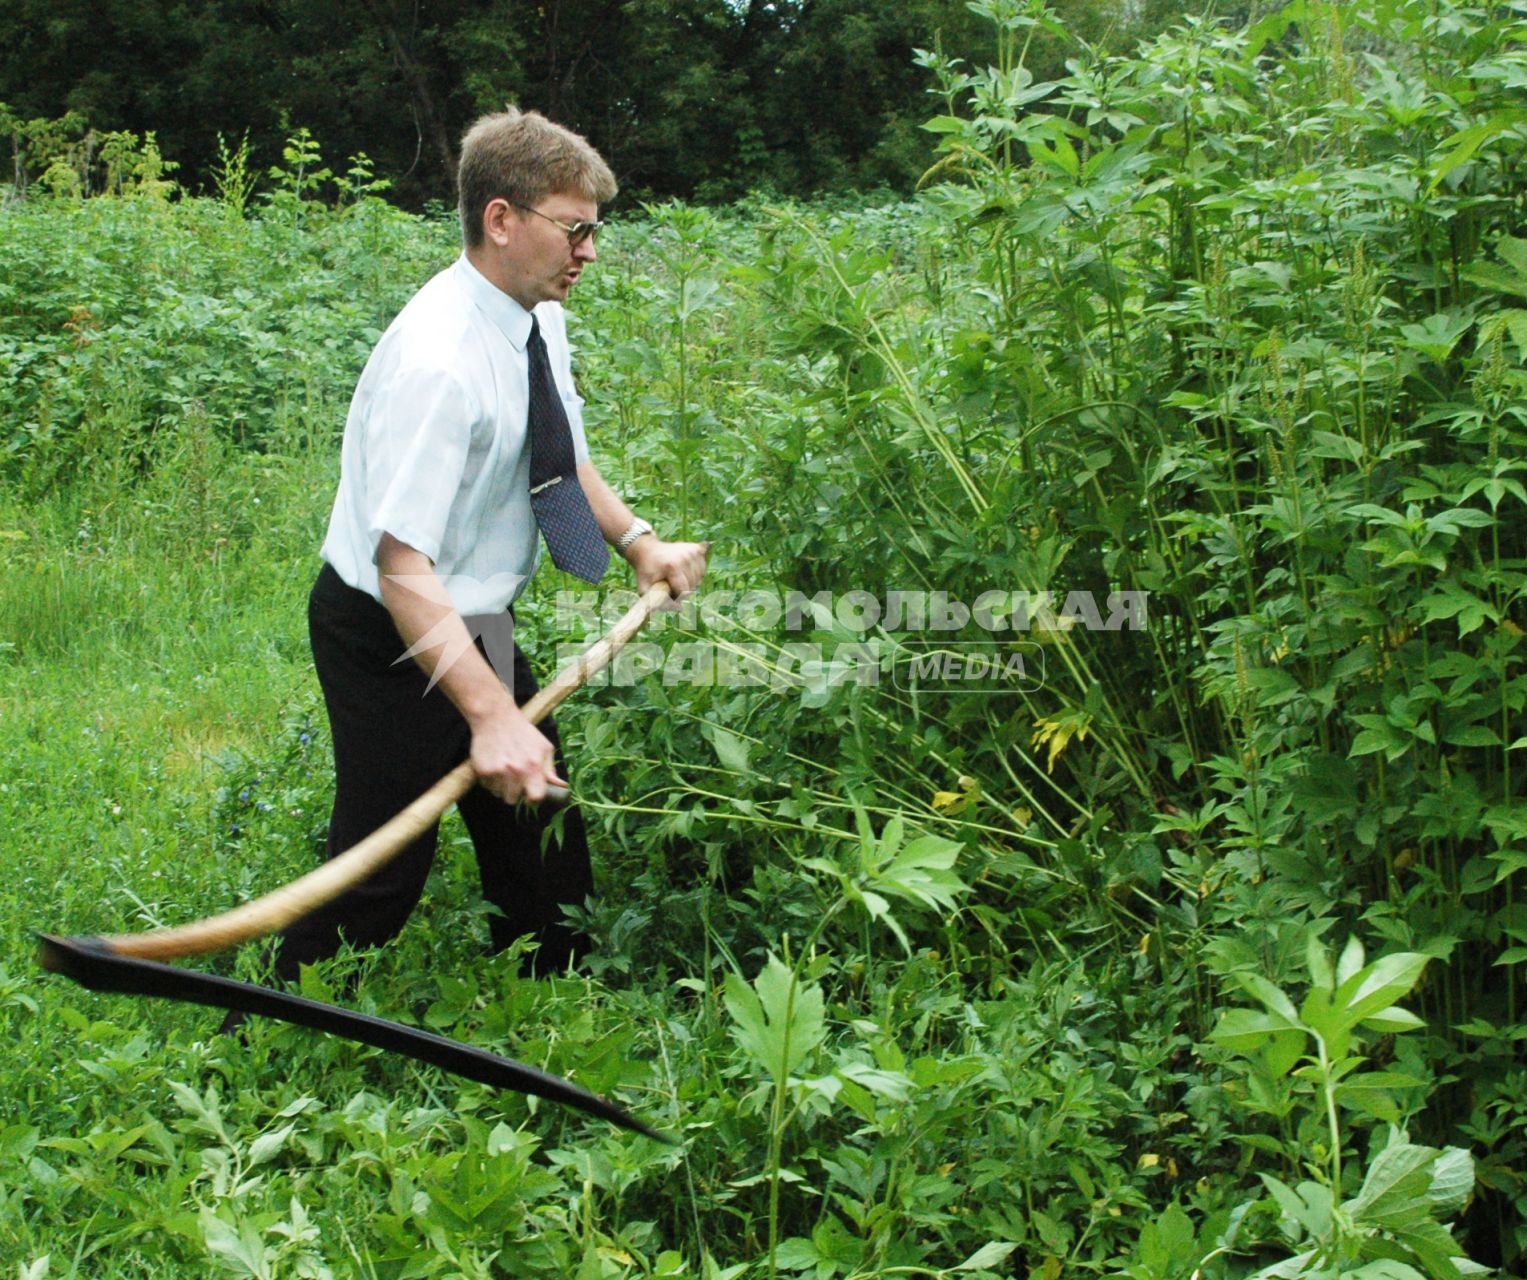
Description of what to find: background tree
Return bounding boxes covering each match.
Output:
[1,0,1184,206]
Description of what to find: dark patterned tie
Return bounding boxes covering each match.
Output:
[526,315,608,583]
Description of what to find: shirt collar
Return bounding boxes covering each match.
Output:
[454,253,534,351]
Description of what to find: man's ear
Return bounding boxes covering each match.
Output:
[482,196,516,246]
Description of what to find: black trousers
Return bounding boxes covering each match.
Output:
[272,563,593,981]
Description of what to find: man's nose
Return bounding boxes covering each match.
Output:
[573,236,597,264]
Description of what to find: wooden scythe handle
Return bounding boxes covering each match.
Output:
[90,581,673,963]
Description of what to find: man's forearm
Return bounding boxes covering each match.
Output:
[375,532,562,803]
[576,460,709,597]
[375,533,520,728]
[577,461,637,547]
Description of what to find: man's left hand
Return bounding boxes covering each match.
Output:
[626,537,709,599]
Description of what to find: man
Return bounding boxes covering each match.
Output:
[260,108,707,992]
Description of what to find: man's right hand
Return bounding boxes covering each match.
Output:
[377,533,566,806]
[467,698,567,804]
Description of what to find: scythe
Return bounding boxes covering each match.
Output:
[37,581,675,1142]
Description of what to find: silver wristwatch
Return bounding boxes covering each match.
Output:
[616,516,654,553]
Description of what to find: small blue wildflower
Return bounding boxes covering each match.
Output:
[239,789,250,801]
[299,732,311,745]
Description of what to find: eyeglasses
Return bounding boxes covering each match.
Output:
[511,201,605,248]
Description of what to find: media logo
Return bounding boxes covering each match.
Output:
[891,641,1044,694]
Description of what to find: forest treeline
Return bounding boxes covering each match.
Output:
[3,0,1223,206]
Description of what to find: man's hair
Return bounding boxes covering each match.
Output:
[457,108,617,248]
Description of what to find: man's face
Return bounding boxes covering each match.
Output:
[500,193,599,311]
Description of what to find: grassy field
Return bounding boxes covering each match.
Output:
[4,1,1527,1276]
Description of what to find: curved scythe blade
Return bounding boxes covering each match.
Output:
[37,933,671,1144]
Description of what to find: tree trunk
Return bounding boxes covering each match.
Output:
[355,0,457,191]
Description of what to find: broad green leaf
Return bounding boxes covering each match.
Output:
[1464,260,1527,298]
[0,1125,39,1163]
[1345,502,1411,526]
[1291,756,1360,824]
[724,954,826,1083]
[1501,236,1527,278]
[247,1123,294,1166]
[1029,1207,1065,1250]
[1429,119,1502,190]
[1426,506,1495,534]
[678,276,721,319]
[1307,935,1335,991]
[706,724,752,774]
[1490,849,1527,883]
[1443,724,1502,748]
[1426,1147,1475,1217]
[773,1237,820,1268]
[880,815,906,859]
[1300,983,1344,1051]
[1211,1008,1306,1075]
[1334,953,1430,1032]
[1348,1140,1439,1220]
[1236,972,1302,1021]
[874,833,969,913]
[1363,1007,1426,1033]
[574,1245,607,1280]
[1418,583,1498,635]
[955,1241,1019,1271]
[1029,135,1079,178]
[1478,307,1527,360]
[1247,1,1307,57]
[1336,936,1366,986]
[1210,1007,1296,1050]
[1383,1216,1470,1278]
[1351,722,1410,760]
[1337,1072,1426,1124]
[1342,1071,1426,1094]
[199,1208,272,1280]
[1238,1133,1293,1158]
[1260,1175,1332,1238]
[836,1061,913,1101]
[1464,237,1527,298]
[1155,1202,1196,1258]
[1399,312,1472,361]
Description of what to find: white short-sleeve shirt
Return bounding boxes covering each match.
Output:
[320,253,590,614]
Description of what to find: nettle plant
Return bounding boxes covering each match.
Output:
[1207,935,1481,1280]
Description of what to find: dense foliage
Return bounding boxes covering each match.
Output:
[0,0,1188,206]
[2,0,1525,1276]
